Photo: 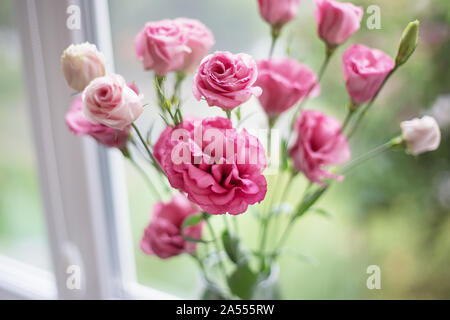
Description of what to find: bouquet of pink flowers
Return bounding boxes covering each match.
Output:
[61,0,441,299]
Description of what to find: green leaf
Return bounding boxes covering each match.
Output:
[294,187,327,218]
[227,264,258,300]
[280,139,289,171]
[308,207,333,219]
[181,214,209,243]
[221,230,248,265]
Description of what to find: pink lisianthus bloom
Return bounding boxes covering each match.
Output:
[82,73,143,130]
[135,19,190,75]
[314,0,363,47]
[257,0,301,29]
[255,58,320,119]
[342,44,395,105]
[153,117,267,215]
[140,193,202,259]
[65,96,129,148]
[175,18,215,72]
[289,110,351,185]
[193,51,262,110]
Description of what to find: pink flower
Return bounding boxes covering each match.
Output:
[61,42,106,92]
[257,0,301,28]
[140,194,202,259]
[135,19,190,75]
[289,110,350,185]
[65,96,129,148]
[82,73,143,130]
[175,18,215,72]
[193,51,262,110]
[314,0,363,47]
[154,117,267,215]
[255,58,320,119]
[342,44,395,105]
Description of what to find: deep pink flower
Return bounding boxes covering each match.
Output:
[314,0,363,47]
[342,44,395,104]
[193,51,262,110]
[175,18,215,72]
[140,193,202,259]
[135,19,190,75]
[289,110,350,185]
[257,0,301,28]
[255,58,319,119]
[154,117,267,215]
[65,96,129,148]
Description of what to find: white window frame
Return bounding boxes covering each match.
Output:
[0,0,176,300]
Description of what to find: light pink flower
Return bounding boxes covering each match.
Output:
[342,44,395,105]
[255,58,319,119]
[289,110,350,185]
[66,96,129,148]
[314,0,363,47]
[401,116,441,156]
[257,0,301,28]
[175,18,215,72]
[193,51,262,110]
[61,42,106,92]
[154,117,267,215]
[135,19,190,75]
[82,74,143,130]
[140,194,202,259]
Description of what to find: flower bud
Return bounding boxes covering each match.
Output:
[395,20,419,67]
[61,42,106,92]
[400,115,440,156]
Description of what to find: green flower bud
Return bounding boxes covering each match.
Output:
[395,20,419,67]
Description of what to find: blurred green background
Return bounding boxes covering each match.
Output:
[0,0,449,299]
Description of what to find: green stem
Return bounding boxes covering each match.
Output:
[269,26,281,58]
[205,215,228,282]
[127,154,164,199]
[341,109,355,133]
[288,45,335,140]
[132,123,164,175]
[171,71,186,105]
[339,137,402,174]
[347,66,398,139]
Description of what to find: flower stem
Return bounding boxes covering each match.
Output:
[205,214,228,283]
[347,66,398,139]
[126,153,165,199]
[132,123,164,175]
[171,71,186,105]
[288,45,335,141]
[269,26,281,58]
[339,137,403,174]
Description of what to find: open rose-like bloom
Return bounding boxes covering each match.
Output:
[82,73,143,130]
[140,194,202,259]
[193,51,262,110]
[175,18,215,72]
[257,0,301,28]
[154,117,267,215]
[342,44,395,105]
[400,116,441,156]
[61,42,106,92]
[66,96,129,148]
[289,110,350,185]
[314,0,363,47]
[135,19,190,75]
[255,58,319,119]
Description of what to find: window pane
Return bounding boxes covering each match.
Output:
[0,0,51,270]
